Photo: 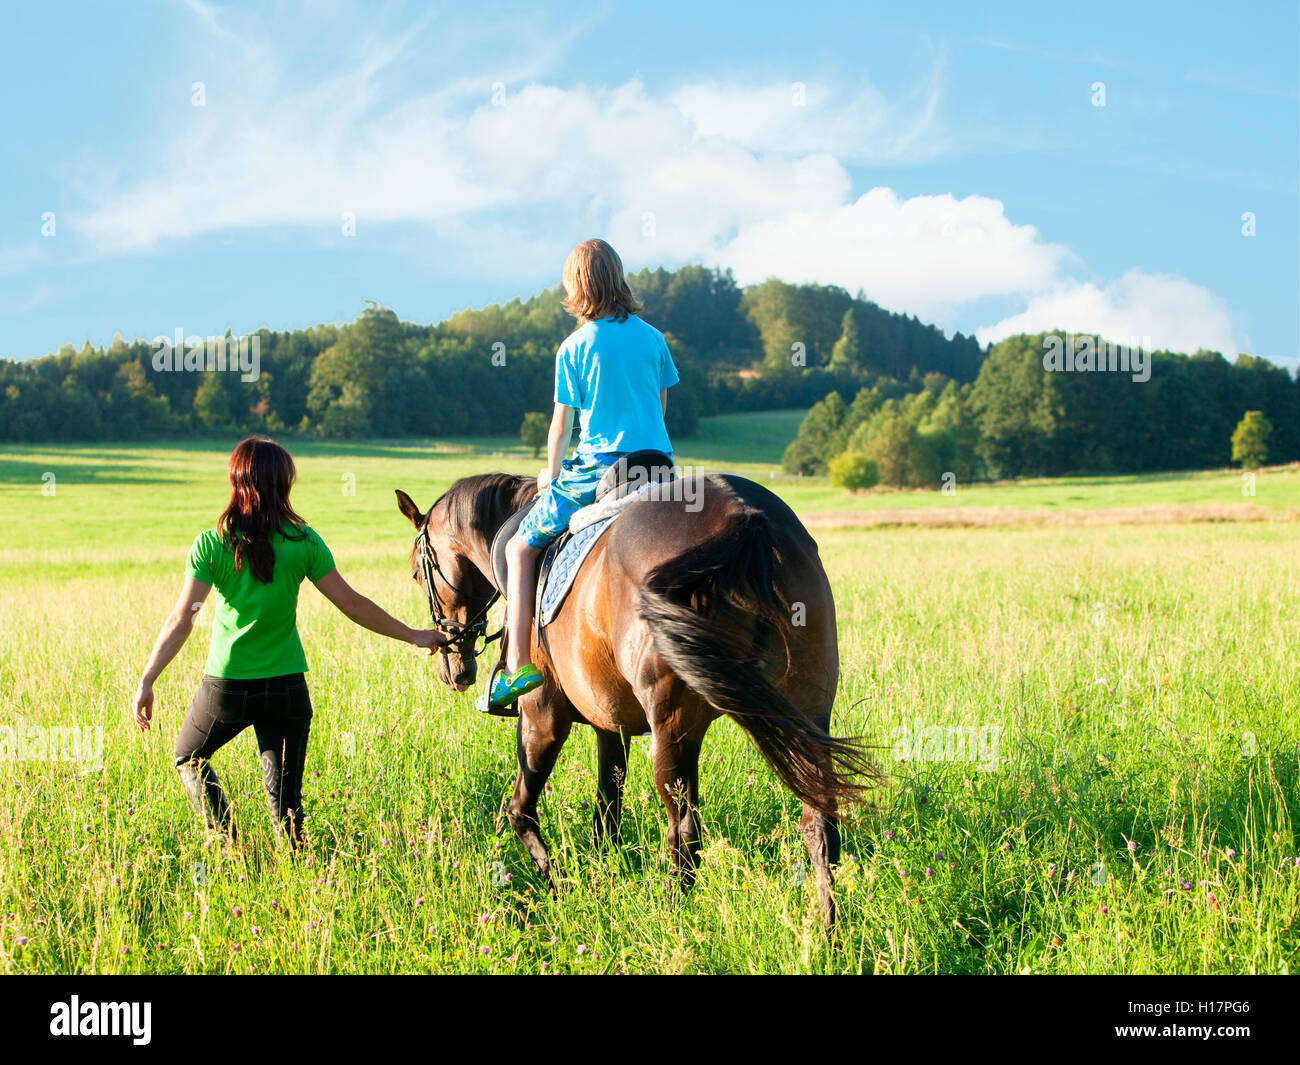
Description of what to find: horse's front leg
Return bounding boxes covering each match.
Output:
[593,728,631,848]
[507,691,571,883]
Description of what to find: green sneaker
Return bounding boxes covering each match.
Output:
[486,664,543,711]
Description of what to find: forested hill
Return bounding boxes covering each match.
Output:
[0,267,984,442]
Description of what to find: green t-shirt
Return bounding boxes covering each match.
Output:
[185,525,336,679]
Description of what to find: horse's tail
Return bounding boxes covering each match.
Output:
[638,505,875,815]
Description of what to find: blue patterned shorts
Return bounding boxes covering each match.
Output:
[517,451,625,549]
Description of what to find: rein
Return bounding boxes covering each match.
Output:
[414,523,502,658]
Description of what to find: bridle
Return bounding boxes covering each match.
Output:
[414,522,502,658]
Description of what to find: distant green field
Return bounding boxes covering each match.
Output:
[676,409,808,466]
[775,465,1300,517]
[410,407,808,468]
[1,436,1297,974]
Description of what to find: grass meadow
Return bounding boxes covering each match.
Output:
[1,421,1298,974]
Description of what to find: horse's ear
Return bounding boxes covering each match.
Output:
[395,489,423,528]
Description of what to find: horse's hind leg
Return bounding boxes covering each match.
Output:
[508,699,571,883]
[800,799,841,930]
[593,729,631,848]
[652,732,705,886]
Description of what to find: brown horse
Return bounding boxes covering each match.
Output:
[395,470,874,925]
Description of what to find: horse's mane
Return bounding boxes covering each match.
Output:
[432,472,537,543]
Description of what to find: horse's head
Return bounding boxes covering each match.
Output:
[396,487,497,691]
[396,475,536,692]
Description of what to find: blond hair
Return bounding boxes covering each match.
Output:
[561,239,643,323]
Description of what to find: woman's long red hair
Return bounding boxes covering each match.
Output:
[218,436,307,583]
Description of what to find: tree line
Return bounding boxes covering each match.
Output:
[0,267,984,444]
[785,331,1299,486]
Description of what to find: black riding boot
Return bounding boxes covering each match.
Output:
[176,759,236,841]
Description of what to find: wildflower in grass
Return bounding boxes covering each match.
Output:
[416,897,424,907]
[1048,863,1056,878]
[232,905,243,918]
[478,913,490,925]
[252,925,261,935]
[1001,842,1010,852]
[1127,841,1138,852]
[480,946,489,955]
[1180,881,1192,891]
[1100,905,1108,915]
[1226,849,1236,858]
[925,868,934,878]
[884,830,895,841]
[16,936,28,947]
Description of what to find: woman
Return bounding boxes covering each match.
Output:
[132,436,446,846]
[492,238,678,709]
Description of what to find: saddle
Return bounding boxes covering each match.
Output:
[488,450,675,598]
[479,451,675,716]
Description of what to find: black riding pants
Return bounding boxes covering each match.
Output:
[173,673,313,845]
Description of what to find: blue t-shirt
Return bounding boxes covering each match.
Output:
[554,315,679,457]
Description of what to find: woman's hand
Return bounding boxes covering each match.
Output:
[132,681,155,732]
[411,628,450,655]
[537,467,553,492]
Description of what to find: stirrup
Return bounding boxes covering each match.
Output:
[476,659,524,717]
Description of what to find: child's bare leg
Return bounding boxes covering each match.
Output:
[505,533,542,673]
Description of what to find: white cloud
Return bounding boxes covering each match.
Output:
[975,270,1239,356]
[670,65,946,163]
[715,187,1072,321]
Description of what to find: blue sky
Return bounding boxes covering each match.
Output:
[2,0,1297,370]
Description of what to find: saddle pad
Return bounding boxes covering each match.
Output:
[538,515,614,626]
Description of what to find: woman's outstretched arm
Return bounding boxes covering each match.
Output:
[313,568,448,650]
[133,575,211,731]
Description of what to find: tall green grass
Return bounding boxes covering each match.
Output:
[0,443,1296,973]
